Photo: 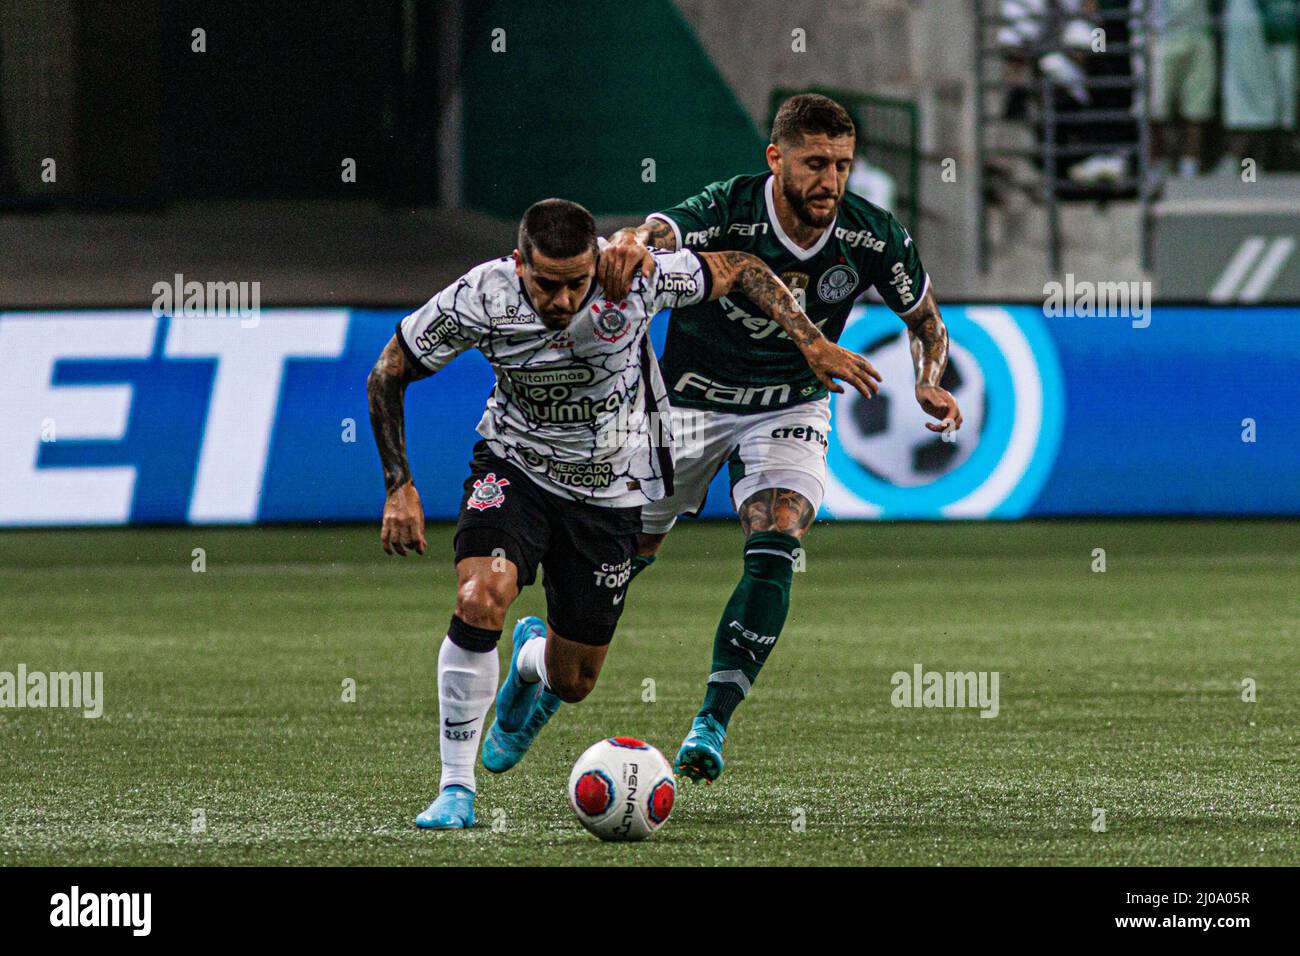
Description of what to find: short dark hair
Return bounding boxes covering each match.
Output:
[770,93,856,147]
[517,198,597,265]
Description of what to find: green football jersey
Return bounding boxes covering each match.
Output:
[651,172,928,414]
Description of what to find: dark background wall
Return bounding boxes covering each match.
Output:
[159,0,407,200]
[459,0,764,217]
[1,0,438,207]
[1,0,761,216]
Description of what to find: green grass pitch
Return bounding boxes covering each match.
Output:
[1,520,1297,866]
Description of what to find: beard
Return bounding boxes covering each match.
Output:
[782,177,839,229]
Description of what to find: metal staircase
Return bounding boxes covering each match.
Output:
[974,0,1153,273]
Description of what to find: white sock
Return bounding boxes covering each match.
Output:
[437,636,499,793]
[516,634,550,689]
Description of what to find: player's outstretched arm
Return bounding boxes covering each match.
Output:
[699,250,882,401]
[367,335,432,556]
[598,219,679,299]
[901,286,963,433]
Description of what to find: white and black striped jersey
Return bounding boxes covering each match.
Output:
[397,247,711,507]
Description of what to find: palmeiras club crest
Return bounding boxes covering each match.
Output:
[590,299,632,342]
[817,264,859,303]
[467,472,511,510]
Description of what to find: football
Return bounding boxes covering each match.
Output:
[837,330,983,487]
[567,737,676,842]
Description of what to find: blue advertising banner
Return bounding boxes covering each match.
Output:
[0,305,1296,526]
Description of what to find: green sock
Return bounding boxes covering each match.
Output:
[629,553,656,581]
[700,530,798,729]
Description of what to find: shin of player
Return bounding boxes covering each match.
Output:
[700,493,807,733]
[430,551,611,823]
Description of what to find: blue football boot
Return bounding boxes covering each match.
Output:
[482,685,563,774]
[495,616,547,733]
[674,714,727,783]
[414,784,475,829]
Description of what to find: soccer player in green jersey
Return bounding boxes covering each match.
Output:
[596,93,964,783]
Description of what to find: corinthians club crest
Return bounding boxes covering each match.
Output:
[467,472,511,510]
[590,300,631,342]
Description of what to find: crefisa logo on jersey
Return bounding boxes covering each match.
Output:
[824,305,1064,519]
[590,300,631,342]
[683,225,722,246]
[817,265,859,304]
[889,262,916,308]
[467,472,510,510]
[834,226,886,252]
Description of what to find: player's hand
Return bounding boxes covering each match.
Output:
[916,384,963,434]
[381,481,427,556]
[597,230,655,300]
[802,338,881,399]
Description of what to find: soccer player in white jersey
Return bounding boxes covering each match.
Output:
[367,198,880,829]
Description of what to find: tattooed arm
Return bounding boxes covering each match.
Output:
[615,218,679,252]
[597,218,679,299]
[698,250,882,400]
[367,335,433,555]
[901,286,963,433]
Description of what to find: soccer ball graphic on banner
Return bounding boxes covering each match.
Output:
[568,737,676,841]
[837,331,984,487]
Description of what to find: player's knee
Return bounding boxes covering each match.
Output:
[455,575,513,630]
[744,488,813,536]
[549,662,599,703]
[774,494,814,535]
[770,513,806,536]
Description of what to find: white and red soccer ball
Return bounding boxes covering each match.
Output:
[568,737,675,842]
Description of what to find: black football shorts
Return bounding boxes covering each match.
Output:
[453,441,641,646]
